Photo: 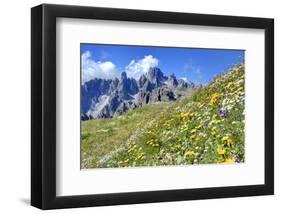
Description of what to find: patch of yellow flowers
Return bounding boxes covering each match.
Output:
[210,93,221,105]
[224,158,235,163]
[146,139,160,147]
[222,135,234,146]
[217,148,225,155]
[184,150,194,157]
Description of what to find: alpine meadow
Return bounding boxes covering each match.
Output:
[80,44,245,169]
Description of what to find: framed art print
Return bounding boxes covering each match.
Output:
[31,4,274,209]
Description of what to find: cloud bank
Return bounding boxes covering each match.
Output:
[82,53,160,83]
[125,55,159,80]
[82,51,118,84]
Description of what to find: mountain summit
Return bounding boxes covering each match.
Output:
[81,67,194,120]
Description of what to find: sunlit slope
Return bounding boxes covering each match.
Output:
[81,64,245,168]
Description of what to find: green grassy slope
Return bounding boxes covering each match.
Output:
[81,64,245,168]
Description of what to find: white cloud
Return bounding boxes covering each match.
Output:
[125,55,159,80]
[82,51,118,84]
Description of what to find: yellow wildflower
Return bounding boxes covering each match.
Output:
[210,93,220,105]
[217,148,225,155]
[180,112,189,118]
[136,154,144,160]
[237,86,244,91]
[215,120,221,124]
[227,139,234,146]
[222,136,229,141]
[190,135,195,140]
[190,129,197,134]
[197,103,204,108]
[209,120,216,126]
[225,82,233,88]
[222,136,234,146]
[196,124,203,129]
[184,150,194,156]
[224,158,235,163]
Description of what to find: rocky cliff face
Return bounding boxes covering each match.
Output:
[117,72,139,99]
[81,67,193,120]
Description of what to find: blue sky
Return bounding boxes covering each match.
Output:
[81,44,244,84]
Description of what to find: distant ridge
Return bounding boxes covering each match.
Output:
[81,67,194,120]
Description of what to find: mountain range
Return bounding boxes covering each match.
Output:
[81,67,194,120]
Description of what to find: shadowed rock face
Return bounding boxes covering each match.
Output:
[81,67,193,120]
[138,67,167,91]
[178,79,194,89]
[117,72,139,99]
[81,79,111,114]
[166,74,178,89]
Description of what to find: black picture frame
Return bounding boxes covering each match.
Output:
[31,3,274,210]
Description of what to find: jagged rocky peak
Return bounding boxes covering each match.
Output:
[178,79,188,89]
[81,78,112,114]
[120,71,127,80]
[180,78,195,88]
[146,67,167,83]
[137,86,176,105]
[167,73,178,89]
[138,74,147,88]
[81,66,194,120]
[109,78,119,92]
[138,67,167,92]
[118,72,138,99]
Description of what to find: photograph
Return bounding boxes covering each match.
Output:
[80,44,245,169]
[29,3,274,210]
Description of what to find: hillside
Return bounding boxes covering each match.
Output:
[81,64,245,168]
